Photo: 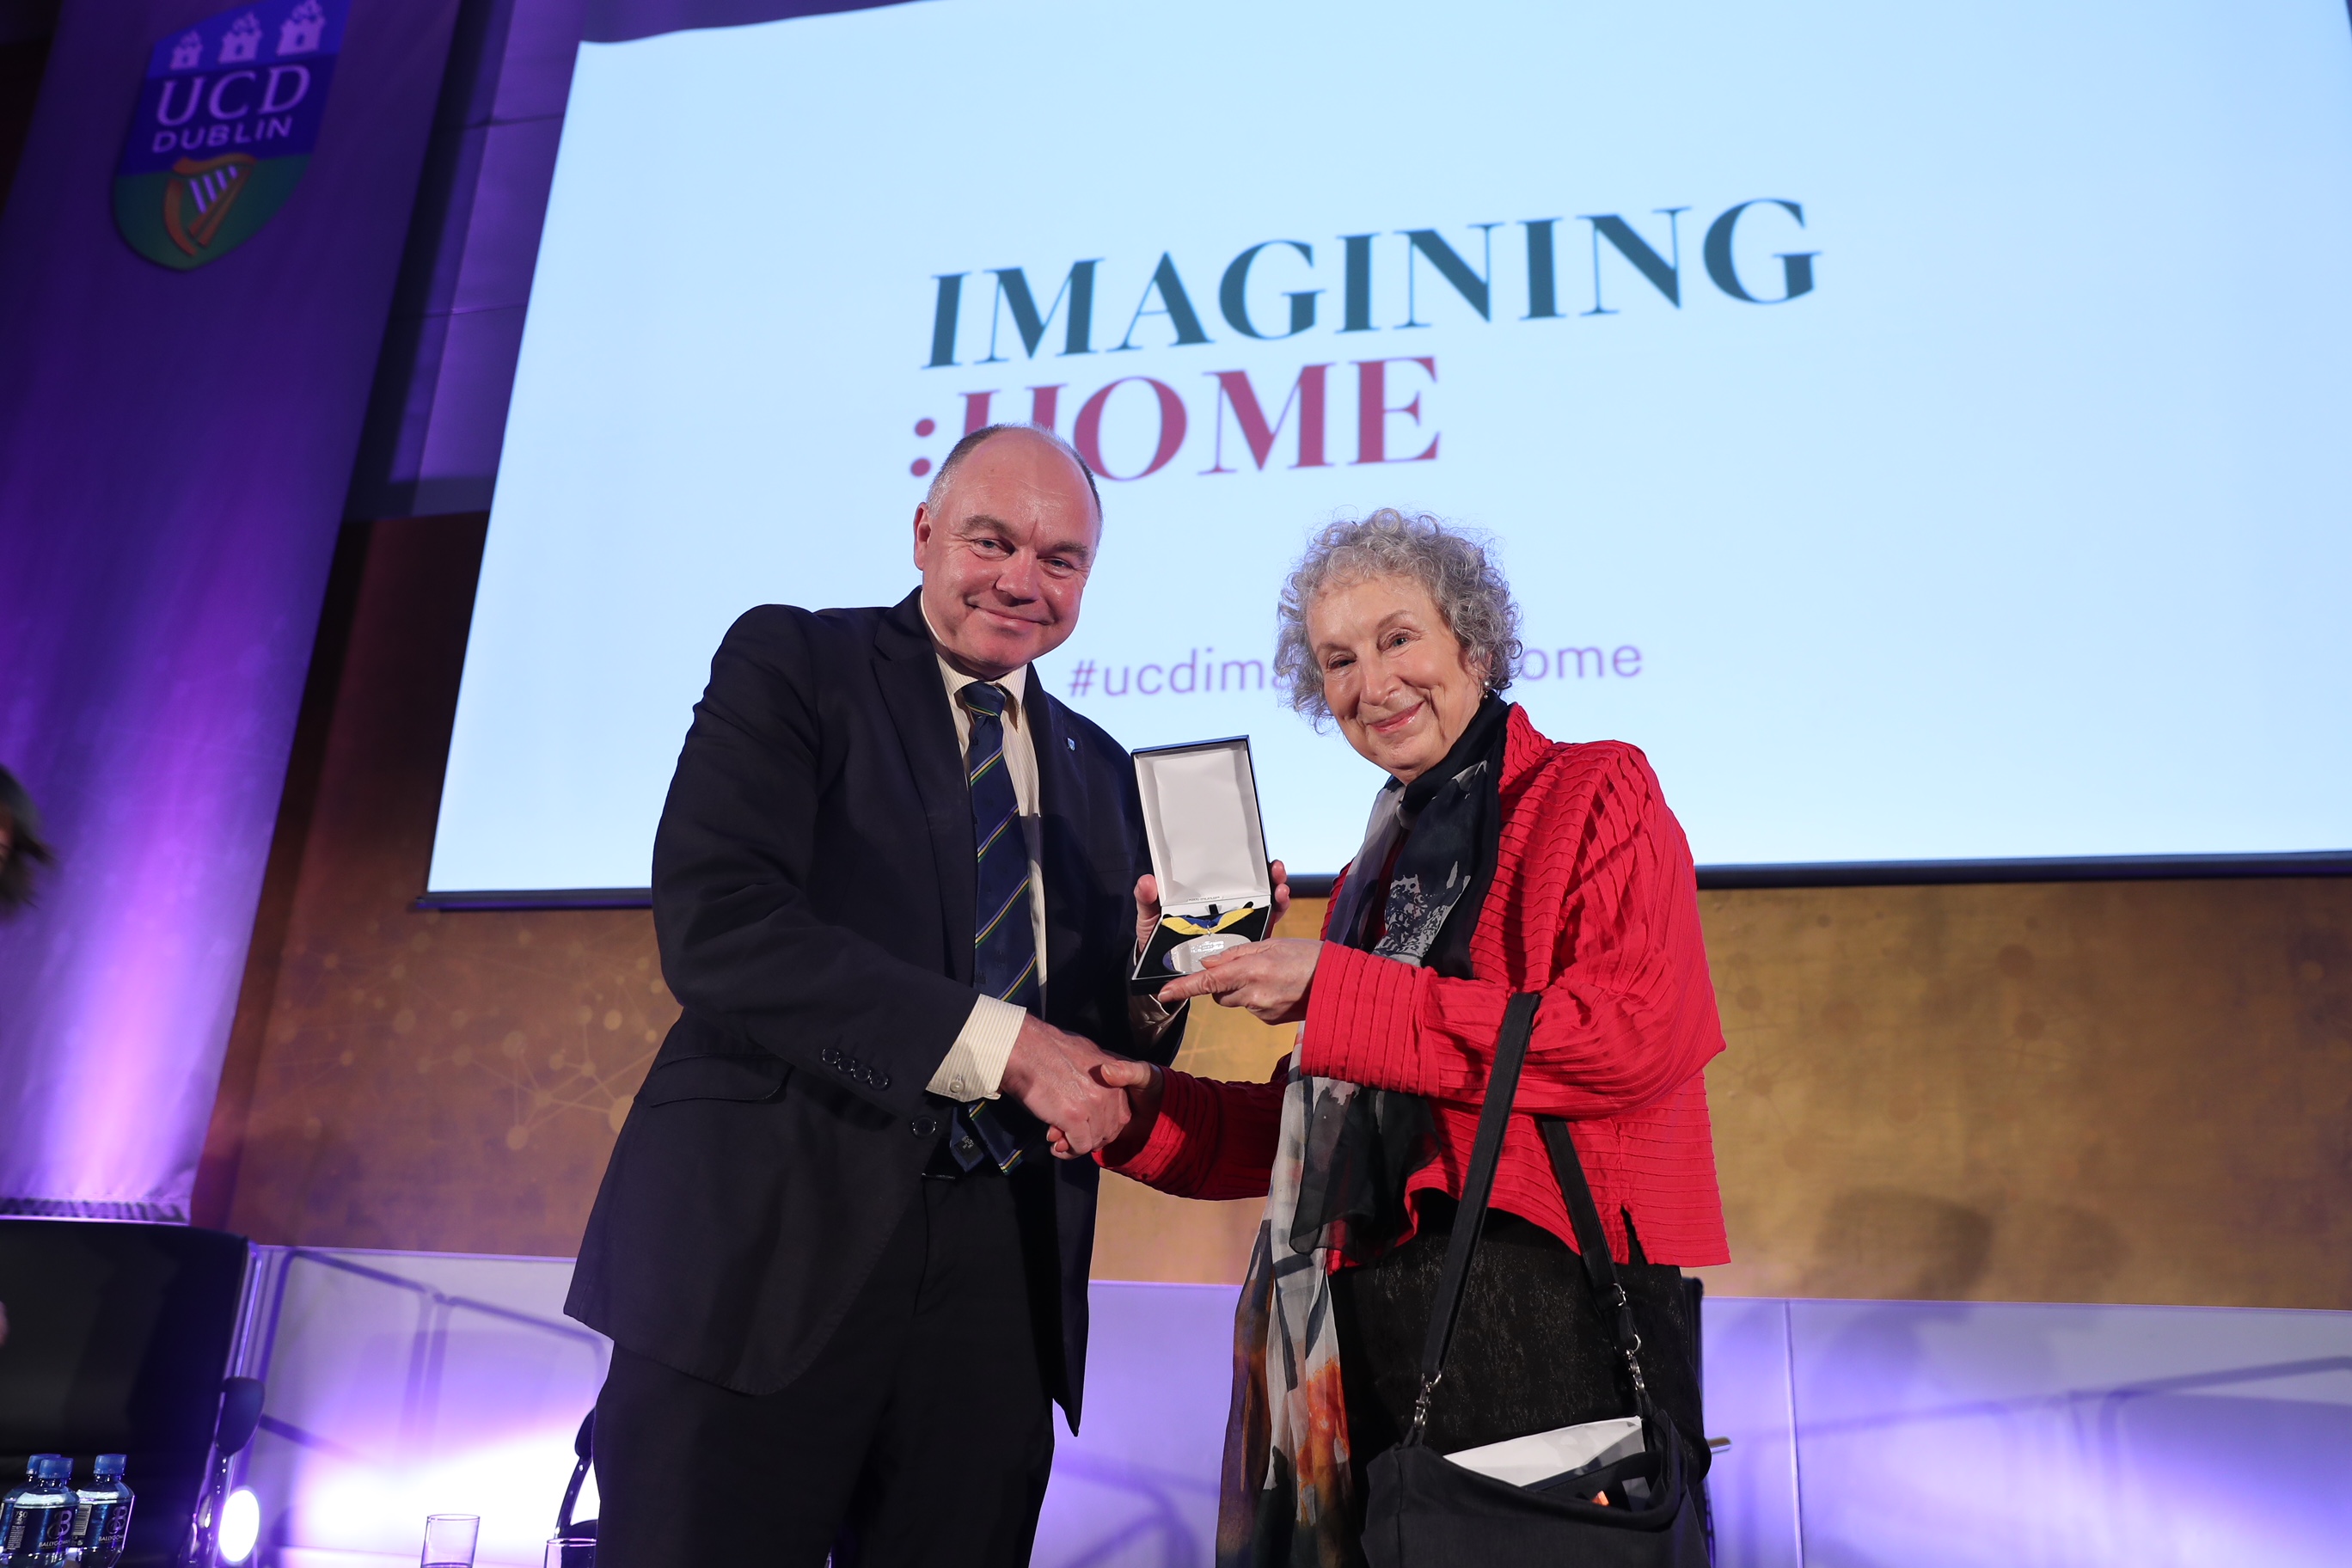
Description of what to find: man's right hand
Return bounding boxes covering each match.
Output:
[1059,1058,1161,1164]
[1000,1014,1132,1158]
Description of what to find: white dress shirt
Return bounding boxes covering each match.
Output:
[924,651,1049,1103]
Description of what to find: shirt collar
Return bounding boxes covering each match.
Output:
[920,597,1029,714]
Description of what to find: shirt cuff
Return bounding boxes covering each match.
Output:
[927,993,1025,1101]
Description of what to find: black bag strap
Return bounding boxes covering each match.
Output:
[1539,1116,1652,1412]
[1406,990,1541,1445]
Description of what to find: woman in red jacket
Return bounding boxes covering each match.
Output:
[1081,510,1729,1565]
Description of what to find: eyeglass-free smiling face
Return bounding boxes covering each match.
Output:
[1308,573,1490,786]
[913,428,1099,681]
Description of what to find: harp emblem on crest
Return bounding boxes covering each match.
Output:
[162,156,256,258]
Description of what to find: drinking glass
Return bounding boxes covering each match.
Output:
[544,1537,595,1568]
[420,1514,481,1568]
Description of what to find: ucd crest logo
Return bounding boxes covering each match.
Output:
[113,0,346,270]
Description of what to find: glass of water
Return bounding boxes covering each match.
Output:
[421,1514,480,1568]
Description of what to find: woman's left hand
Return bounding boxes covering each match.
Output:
[1156,938,1321,1024]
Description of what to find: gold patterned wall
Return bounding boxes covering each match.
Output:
[1693,878,2352,1309]
[199,518,682,1252]
[202,518,2352,1308]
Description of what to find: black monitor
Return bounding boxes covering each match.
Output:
[0,1220,249,1567]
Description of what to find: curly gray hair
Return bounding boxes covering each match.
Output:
[1272,510,1522,721]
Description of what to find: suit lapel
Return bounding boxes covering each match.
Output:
[1026,686,1092,1014]
[873,592,975,986]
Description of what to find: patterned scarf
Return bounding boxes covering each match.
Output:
[1217,696,1511,1567]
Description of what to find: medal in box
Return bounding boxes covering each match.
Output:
[1130,737,1274,994]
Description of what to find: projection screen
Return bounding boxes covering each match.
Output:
[426,0,2352,896]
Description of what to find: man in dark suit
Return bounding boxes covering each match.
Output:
[567,424,1183,1567]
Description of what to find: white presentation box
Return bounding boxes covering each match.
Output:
[1130,737,1274,994]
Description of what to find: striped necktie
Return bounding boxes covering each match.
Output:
[956,680,1034,1172]
[963,681,1039,1009]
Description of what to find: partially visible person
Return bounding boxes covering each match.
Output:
[1085,511,1729,1565]
[0,768,53,914]
[0,766,40,1348]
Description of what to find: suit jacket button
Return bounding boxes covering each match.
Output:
[911,1115,940,1138]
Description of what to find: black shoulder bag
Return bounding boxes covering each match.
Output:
[1363,992,1712,1567]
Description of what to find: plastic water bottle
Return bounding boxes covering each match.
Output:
[0,1455,75,1566]
[66,1457,132,1568]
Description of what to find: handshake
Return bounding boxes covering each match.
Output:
[1001,1014,1159,1161]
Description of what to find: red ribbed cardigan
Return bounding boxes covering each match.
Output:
[1105,707,1730,1266]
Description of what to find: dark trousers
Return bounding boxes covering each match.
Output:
[592,1171,1055,1568]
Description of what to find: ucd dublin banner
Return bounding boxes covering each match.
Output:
[113,0,347,269]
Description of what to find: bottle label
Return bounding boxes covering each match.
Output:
[2,1499,73,1552]
[72,1499,126,1548]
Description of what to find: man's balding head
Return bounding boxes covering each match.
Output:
[925,423,1101,523]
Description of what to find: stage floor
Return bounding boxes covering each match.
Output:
[226,1246,2352,1566]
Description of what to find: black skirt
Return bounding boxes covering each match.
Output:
[1330,1195,1706,1479]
